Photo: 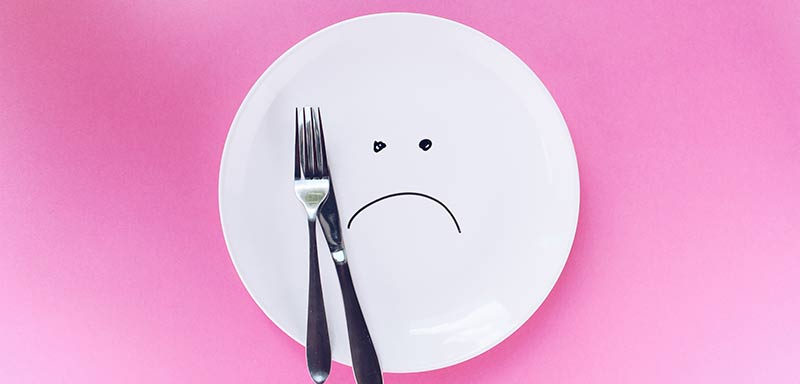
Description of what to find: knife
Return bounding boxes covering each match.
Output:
[318,164,383,382]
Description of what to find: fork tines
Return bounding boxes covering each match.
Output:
[295,107,327,180]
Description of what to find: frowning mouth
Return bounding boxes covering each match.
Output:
[346,192,461,233]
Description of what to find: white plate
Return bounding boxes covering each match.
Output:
[219,13,579,373]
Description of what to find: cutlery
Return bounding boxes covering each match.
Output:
[294,107,332,383]
[310,107,383,384]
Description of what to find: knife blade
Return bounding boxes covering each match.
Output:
[318,184,344,256]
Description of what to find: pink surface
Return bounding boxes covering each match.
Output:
[2,1,799,383]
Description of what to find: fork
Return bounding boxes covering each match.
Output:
[294,107,332,383]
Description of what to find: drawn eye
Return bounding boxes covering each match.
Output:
[418,139,432,151]
[374,140,387,153]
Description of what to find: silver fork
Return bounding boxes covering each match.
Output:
[294,107,332,384]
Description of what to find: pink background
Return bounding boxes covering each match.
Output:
[2,1,799,383]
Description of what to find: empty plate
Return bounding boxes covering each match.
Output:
[219,12,579,372]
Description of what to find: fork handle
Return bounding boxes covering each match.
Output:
[335,261,383,384]
[306,220,331,383]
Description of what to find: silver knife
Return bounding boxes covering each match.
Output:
[316,114,383,384]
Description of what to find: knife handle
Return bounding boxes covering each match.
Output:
[335,261,383,384]
[306,220,331,383]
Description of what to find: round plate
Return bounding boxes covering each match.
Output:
[219,13,579,373]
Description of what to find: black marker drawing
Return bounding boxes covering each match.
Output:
[373,140,386,153]
[418,139,432,151]
[347,192,461,233]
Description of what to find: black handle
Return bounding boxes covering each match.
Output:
[335,261,383,384]
[306,220,331,383]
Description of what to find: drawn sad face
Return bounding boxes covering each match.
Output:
[346,138,462,235]
[326,108,510,301]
